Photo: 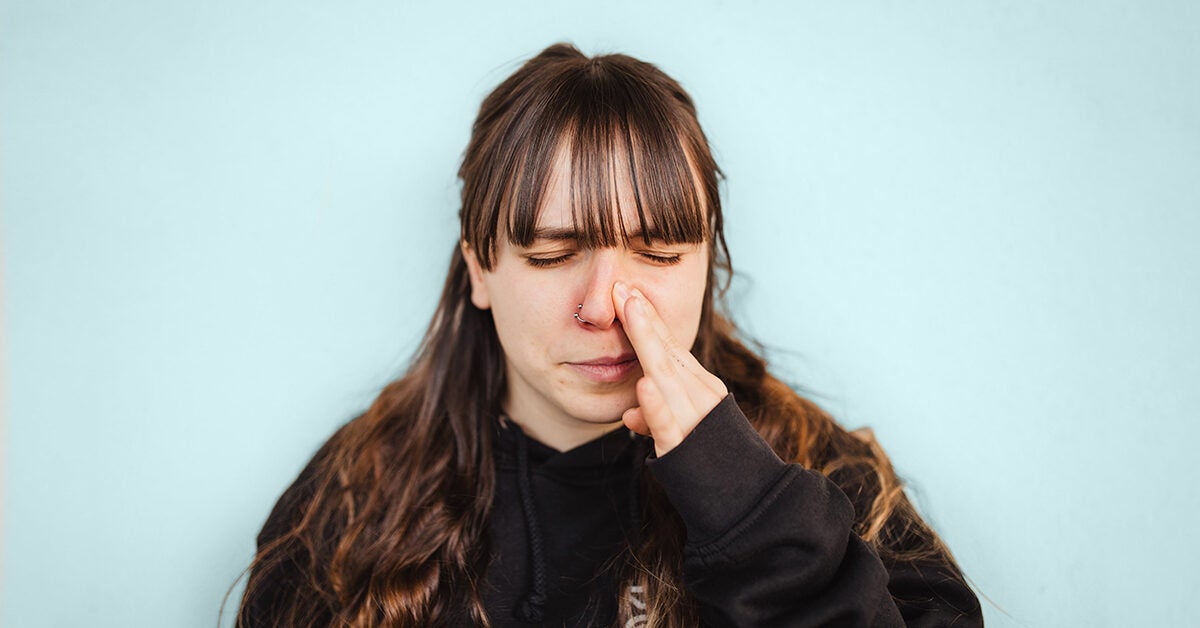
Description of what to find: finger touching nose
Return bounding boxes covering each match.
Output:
[577,256,622,329]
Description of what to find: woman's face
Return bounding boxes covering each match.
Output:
[462,152,710,449]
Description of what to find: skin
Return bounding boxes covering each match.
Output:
[462,150,728,455]
[613,282,729,457]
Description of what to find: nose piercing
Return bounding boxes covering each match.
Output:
[574,304,593,325]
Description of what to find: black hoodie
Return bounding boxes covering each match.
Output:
[242,395,983,626]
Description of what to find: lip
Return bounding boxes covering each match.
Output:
[566,353,639,383]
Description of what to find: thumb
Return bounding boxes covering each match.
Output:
[622,406,650,436]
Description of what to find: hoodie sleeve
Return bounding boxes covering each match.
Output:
[644,394,983,628]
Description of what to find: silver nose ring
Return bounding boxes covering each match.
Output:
[574,304,592,325]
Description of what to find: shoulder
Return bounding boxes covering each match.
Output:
[256,417,360,548]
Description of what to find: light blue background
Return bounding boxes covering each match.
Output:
[3,2,1198,626]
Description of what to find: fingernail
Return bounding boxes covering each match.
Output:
[631,288,646,301]
[614,281,631,301]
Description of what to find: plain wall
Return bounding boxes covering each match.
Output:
[3,1,1198,626]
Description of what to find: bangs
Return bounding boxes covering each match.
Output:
[462,60,716,267]
[506,112,710,250]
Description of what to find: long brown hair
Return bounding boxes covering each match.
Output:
[230,42,965,627]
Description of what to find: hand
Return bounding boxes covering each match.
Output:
[613,281,729,457]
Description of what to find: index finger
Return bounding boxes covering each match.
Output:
[613,284,700,423]
[612,281,729,398]
[612,283,696,382]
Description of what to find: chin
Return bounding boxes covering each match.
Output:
[566,388,638,424]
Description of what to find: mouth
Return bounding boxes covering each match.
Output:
[566,353,639,384]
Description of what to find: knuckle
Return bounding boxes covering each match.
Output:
[654,356,677,376]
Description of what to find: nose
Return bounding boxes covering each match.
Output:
[575,249,624,330]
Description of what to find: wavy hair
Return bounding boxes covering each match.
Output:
[228,43,965,627]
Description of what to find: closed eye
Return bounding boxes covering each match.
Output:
[524,251,683,268]
[525,253,575,268]
[639,252,683,265]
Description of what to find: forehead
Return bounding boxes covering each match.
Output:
[534,145,641,233]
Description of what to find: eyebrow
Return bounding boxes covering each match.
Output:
[531,226,666,242]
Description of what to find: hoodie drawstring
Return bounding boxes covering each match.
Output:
[627,435,648,548]
[511,422,548,623]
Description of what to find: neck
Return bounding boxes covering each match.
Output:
[501,400,625,452]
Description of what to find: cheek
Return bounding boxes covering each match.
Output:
[641,261,708,344]
[485,273,564,352]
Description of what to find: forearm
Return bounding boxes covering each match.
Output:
[646,394,976,627]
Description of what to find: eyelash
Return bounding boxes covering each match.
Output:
[641,253,684,266]
[526,255,573,268]
[525,252,683,268]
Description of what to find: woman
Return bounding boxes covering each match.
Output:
[234,43,984,627]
